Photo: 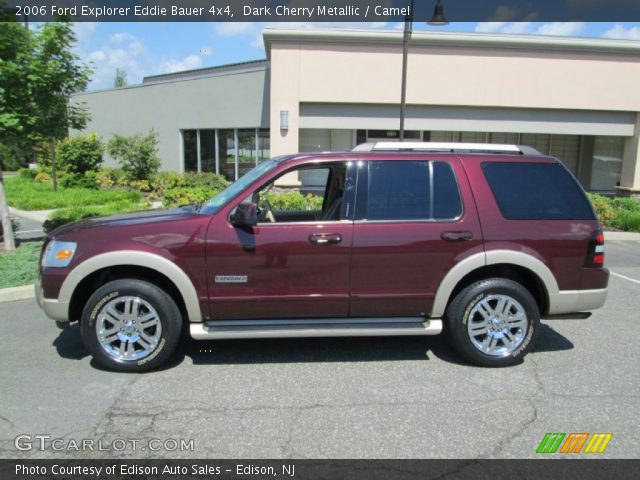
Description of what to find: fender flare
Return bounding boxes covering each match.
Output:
[59,250,202,322]
[430,250,558,318]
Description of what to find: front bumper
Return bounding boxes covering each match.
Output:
[35,279,69,324]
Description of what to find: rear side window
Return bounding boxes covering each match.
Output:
[364,161,461,221]
[482,162,595,220]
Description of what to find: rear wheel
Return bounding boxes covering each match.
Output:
[81,279,182,372]
[445,278,540,367]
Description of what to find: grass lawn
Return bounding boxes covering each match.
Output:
[0,241,42,288]
[4,177,142,210]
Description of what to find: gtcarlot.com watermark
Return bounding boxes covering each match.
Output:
[15,434,195,453]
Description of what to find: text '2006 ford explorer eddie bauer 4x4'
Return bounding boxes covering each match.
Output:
[36,142,609,371]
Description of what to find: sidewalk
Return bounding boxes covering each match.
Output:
[8,207,50,241]
[9,206,54,223]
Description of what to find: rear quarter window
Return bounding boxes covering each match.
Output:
[482,162,595,220]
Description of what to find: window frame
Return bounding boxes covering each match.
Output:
[247,161,358,226]
[354,159,464,224]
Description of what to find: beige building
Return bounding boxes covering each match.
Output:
[75,28,640,194]
[266,28,640,194]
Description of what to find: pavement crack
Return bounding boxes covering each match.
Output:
[0,414,17,429]
[484,399,539,459]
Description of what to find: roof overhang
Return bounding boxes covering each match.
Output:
[263,27,640,58]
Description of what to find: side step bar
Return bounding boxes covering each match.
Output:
[190,317,443,340]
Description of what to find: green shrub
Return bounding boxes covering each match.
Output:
[128,179,152,192]
[60,171,98,189]
[162,187,220,208]
[95,168,116,190]
[265,191,324,211]
[34,172,51,183]
[610,197,640,212]
[56,133,104,175]
[107,131,161,181]
[153,171,186,192]
[182,172,229,190]
[43,200,144,233]
[610,210,640,232]
[18,168,38,180]
[589,194,615,226]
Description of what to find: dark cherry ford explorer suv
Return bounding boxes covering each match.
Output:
[36,142,609,371]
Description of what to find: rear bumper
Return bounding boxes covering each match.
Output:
[35,280,69,323]
[548,288,608,315]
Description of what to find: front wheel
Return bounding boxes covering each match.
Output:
[445,278,540,367]
[81,279,182,372]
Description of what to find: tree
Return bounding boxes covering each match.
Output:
[107,131,161,181]
[0,174,15,251]
[0,21,92,192]
[114,68,127,88]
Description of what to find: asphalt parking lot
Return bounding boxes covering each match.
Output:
[1,239,639,459]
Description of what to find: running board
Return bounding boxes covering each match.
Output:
[190,317,443,340]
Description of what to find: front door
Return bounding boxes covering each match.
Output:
[206,161,356,319]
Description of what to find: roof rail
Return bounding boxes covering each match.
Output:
[352,142,541,155]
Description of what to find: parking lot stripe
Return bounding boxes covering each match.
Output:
[611,271,640,285]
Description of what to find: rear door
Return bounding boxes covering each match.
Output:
[349,157,483,317]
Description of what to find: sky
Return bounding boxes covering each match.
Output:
[66,21,640,90]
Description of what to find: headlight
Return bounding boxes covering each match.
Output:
[41,241,77,268]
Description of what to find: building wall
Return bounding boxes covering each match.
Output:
[72,65,269,171]
[267,29,640,190]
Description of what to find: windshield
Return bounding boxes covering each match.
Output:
[199,158,282,214]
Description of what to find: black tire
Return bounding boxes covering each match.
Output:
[81,279,182,372]
[445,278,540,367]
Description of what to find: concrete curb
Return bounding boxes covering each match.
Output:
[0,285,35,304]
[604,231,640,240]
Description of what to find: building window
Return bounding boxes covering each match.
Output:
[238,129,256,177]
[200,129,216,173]
[183,130,197,172]
[590,136,624,191]
[258,128,270,162]
[182,128,269,180]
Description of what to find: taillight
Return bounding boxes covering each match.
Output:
[585,230,605,267]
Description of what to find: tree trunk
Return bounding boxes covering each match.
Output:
[50,139,58,192]
[0,179,16,252]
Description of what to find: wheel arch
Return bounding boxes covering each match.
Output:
[430,250,558,318]
[61,251,202,324]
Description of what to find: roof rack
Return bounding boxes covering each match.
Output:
[352,142,541,155]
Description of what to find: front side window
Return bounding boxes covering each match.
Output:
[250,163,351,224]
[362,161,461,221]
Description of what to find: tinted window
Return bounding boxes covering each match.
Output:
[433,162,462,219]
[482,162,595,220]
[367,161,430,220]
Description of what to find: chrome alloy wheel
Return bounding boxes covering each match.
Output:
[467,294,528,357]
[95,296,162,361]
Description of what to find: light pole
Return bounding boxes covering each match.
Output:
[399,0,448,141]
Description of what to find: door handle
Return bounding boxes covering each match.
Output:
[441,231,473,242]
[309,233,342,245]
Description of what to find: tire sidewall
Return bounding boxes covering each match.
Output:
[81,279,182,372]
[447,279,540,367]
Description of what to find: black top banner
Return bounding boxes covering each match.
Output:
[3,0,640,22]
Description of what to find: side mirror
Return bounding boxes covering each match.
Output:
[230,202,258,228]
